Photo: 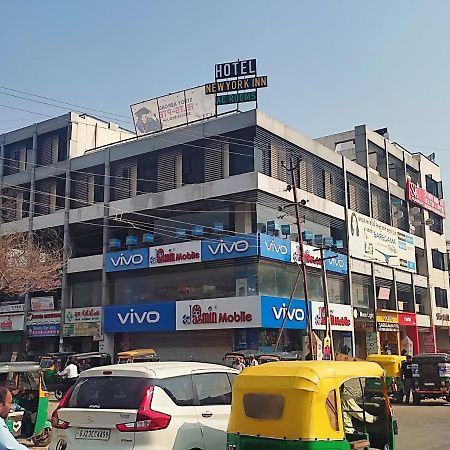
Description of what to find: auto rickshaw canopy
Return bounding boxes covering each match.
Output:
[0,362,42,373]
[228,360,385,441]
[117,348,157,358]
[367,354,405,378]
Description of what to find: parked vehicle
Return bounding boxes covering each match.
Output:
[227,360,398,450]
[412,353,450,404]
[116,348,160,363]
[1,362,52,447]
[223,351,260,367]
[366,354,406,402]
[258,351,302,364]
[38,352,75,388]
[49,361,238,450]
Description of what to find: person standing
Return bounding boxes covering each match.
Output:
[0,387,28,450]
[401,355,414,404]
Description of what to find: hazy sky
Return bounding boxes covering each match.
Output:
[1,1,450,230]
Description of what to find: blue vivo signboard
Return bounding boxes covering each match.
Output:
[105,248,149,272]
[324,250,348,275]
[201,235,258,261]
[104,302,176,333]
[259,234,291,262]
[260,296,307,330]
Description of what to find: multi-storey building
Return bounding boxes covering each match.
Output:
[0,109,448,361]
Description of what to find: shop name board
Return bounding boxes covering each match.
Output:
[0,313,25,332]
[205,76,267,94]
[215,59,257,78]
[176,296,261,331]
[376,310,398,324]
[31,296,54,311]
[64,307,102,324]
[105,248,149,272]
[260,296,307,330]
[0,303,24,314]
[149,241,201,267]
[259,234,291,263]
[28,324,60,337]
[407,180,446,218]
[353,307,375,321]
[377,322,400,332]
[104,303,175,333]
[202,235,258,262]
[216,91,257,106]
[63,322,101,337]
[436,312,450,322]
[311,302,353,331]
[27,311,61,325]
[398,312,416,327]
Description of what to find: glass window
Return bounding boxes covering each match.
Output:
[158,375,194,406]
[182,146,205,185]
[67,376,153,409]
[327,276,348,305]
[432,249,446,271]
[258,262,304,299]
[352,282,370,308]
[243,394,285,419]
[229,143,254,176]
[193,373,232,406]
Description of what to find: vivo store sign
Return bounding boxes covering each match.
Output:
[105,248,149,272]
[202,235,258,261]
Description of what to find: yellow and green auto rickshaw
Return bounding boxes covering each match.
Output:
[227,361,398,450]
[366,354,406,403]
[38,352,75,388]
[1,362,52,447]
[116,348,160,363]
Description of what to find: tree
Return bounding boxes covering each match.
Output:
[0,232,64,296]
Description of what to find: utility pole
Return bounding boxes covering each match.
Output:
[319,246,334,360]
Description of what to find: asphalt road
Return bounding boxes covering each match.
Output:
[395,399,450,450]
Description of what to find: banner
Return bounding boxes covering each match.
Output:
[407,180,446,218]
[131,86,215,136]
[311,302,353,331]
[348,210,416,272]
[64,307,102,324]
[31,296,54,311]
[0,314,25,332]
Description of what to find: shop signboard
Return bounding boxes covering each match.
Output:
[259,234,291,262]
[406,180,446,218]
[366,332,379,355]
[105,248,149,272]
[398,312,417,327]
[377,322,400,332]
[435,311,450,327]
[260,296,307,330]
[28,324,60,337]
[311,302,353,332]
[31,296,54,311]
[62,322,101,337]
[353,307,375,322]
[423,330,437,353]
[291,242,348,274]
[131,86,215,136]
[201,235,258,262]
[0,313,25,332]
[64,307,102,324]
[176,296,260,331]
[0,303,24,314]
[104,302,176,333]
[27,311,61,326]
[348,210,416,272]
[376,310,398,324]
[149,241,201,268]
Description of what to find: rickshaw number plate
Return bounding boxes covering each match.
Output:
[76,428,110,440]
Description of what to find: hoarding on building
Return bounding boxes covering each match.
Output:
[0,313,25,332]
[407,180,446,218]
[27,311,61,325]
[149,241,201,268]
[347,210,416,272]
[176,296,261,331]
[31,296,54,311]
[291,242,348,274]
[64,307,102,324]
[105,248,149,273]
[311,302,353,331]
[201,235,258,262]
[259,234,291,263]
[62,322,101,337]
[260,296,307,330]
[104,302,176,333]
[398,312,417,327]
[131,86,215,136]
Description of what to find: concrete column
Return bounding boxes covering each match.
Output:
[61,167,71,309]
[101,150,111,308]
[222,142,230,178]
[0,135,5,215]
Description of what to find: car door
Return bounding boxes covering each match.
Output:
[192,371,235,450]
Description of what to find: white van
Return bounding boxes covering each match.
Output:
[49,362,238,450]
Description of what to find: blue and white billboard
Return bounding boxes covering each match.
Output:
[104,302,176,333]
[260,296,307,330]
[201,235,258,262]
[259,234,291,263]
[324,250,348,275]
[105,248,149,272]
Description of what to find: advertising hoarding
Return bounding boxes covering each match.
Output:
[176,296,260,331]
[105,248,149,273]
[27,311,61,325]
[149,241,201,268]
[64,307,102,324]
[259,234,291,263]
[62,322,101,337]
[201,235,258,262]
[407,180,446,218]
[290,242,348,274]
[260,296,307,330]
[347,210,416,272]
[0,313,25,332]
[131,86,215,136]
[104,302,176,333]
[28,324,60,337]
[31,296,54,311]
[311,302,353,331]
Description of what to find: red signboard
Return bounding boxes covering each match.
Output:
[423,329,437,353]
[407,180,446,218]
[398,312,416,327]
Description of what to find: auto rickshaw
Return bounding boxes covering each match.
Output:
[71,351,112,371]
[223,351,260,367]
[258,351,302,364]
[227,361,398,450]
[116,348,160,363]
[366,354,406,403]
[0,362,52,447]
[412,353,450,404]
[38,352,75,388]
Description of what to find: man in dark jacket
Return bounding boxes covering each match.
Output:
[401,355,414,404]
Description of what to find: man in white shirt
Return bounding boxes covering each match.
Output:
[57,358,79,379]
[0,387,28,450]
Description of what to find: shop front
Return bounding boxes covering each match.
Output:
[398,312,419,355]
[376,310,400,355]
[259,296,307,354]
[0,309,25,361]
[311,302,354,356]
[416,314,433,353]
[434,311,450,353]
[26,310,62,357]
[62,307,102,353]
[353,306,376,359]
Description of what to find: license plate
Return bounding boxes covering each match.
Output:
[76,428,111,440]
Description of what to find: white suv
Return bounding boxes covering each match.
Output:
[49,362,238,450]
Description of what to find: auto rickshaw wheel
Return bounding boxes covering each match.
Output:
[55,389,64,400]
[32,428,52,447]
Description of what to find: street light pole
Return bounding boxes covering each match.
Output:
[319,246,334,360]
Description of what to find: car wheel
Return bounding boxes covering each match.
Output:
[32,428,52,447]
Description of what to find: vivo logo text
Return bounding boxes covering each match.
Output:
[264,241,288,255]
[117,308,160,325]
[272,303,305,321]
[208,240,249,255]
[111,253,144,267]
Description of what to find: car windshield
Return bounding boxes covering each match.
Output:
[67,376,153,409]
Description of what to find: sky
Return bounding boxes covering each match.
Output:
[1,1,450,231]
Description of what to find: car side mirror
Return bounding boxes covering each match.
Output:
[393,419,398,435]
